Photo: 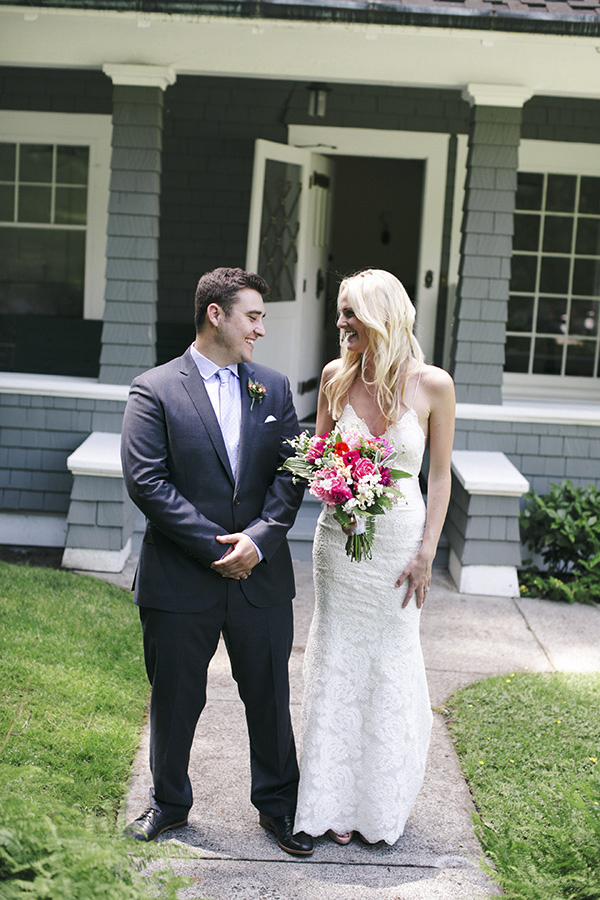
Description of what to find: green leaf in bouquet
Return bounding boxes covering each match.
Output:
[334,508,353,529]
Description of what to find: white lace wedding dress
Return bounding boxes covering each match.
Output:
[294,403,433,844]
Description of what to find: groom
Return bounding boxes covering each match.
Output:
[121,267,312,856]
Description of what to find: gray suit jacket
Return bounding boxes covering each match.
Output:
[120,349,304,612]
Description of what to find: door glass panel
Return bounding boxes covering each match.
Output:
[257,159,301,302]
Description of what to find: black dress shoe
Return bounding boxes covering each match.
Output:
[123,807,188,842]
[259,813,314,856]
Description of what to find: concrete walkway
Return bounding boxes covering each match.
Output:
[106,560,600,900]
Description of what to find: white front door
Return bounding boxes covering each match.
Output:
[246,139,333,420]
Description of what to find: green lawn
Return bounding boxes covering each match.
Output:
[0,560,187,899]
[445,671,600,900]
[2,559,599,899]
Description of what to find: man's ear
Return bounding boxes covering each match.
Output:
[205,302,223,328]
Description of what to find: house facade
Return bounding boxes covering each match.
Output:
[0,0,599,585]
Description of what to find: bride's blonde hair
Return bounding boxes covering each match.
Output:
[325,269,424,423]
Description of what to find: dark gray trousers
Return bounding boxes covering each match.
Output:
[140,582,298,819]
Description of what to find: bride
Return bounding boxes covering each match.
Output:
[294,269,455,846]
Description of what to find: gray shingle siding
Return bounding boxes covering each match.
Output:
[450,105,522,404]
[0,392,126,517]
[98,83,163,384]
[455,419,600,494]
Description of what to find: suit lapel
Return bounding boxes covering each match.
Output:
[180,350,235,484]
[236,363,255,487]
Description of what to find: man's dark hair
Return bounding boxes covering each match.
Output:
[194,267,269,332]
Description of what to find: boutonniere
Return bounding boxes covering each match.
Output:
[248,378,267,411]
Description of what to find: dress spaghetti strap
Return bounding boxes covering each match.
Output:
[410,367,424,407]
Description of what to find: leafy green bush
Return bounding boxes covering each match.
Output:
[519,481,600,604]
[0,790,191,900]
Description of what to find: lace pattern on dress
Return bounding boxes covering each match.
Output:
[294,403,432,844]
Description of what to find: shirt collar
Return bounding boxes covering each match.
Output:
[190,344,239,381]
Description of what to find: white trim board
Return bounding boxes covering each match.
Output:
[0,373,130,402]
[0,512,67,548]
[456,401,600,427]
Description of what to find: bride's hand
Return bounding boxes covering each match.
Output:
[395,552,432,609]
[335,512,359,536]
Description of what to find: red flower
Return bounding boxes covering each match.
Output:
[334,441,350,456]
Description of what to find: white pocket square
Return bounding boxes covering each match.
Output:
[264,415,277,423]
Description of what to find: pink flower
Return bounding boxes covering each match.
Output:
[306,436,327,462]
[378,438,394,459]
[328,477,353,504]
[309,467,353,507]
[379,466,392,486]
[352,457,377,480]
[342,449,361,467]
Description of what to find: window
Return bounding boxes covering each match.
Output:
[505,142,600,388]
[0,142,89,317]
[0,112,111,376]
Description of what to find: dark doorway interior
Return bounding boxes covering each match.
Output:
[324,156,424,362]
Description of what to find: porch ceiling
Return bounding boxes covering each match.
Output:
[1,3,599,100]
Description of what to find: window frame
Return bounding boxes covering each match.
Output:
[504,139,600,402]
[0,111,111,320]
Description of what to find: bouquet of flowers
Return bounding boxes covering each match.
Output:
[283,429,411,562]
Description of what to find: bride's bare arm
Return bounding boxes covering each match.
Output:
[396,366,455,608]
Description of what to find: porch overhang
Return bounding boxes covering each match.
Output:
[2,0,600,37]
[1,2,600,101]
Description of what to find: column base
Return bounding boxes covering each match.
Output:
[449,548,520,597]
[62,539,132,574]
